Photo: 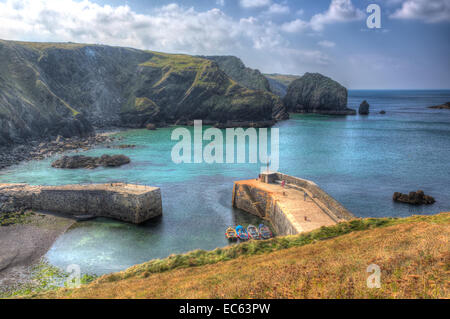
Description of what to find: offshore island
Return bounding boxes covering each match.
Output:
[0,40,449,299]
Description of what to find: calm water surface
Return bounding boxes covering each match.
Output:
[0,90,449,275]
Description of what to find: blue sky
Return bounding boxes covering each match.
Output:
[0,0,449,89]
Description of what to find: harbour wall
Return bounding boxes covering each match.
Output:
[0,183,162,224]
[232,173,354,236]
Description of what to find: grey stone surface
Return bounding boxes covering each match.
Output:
[0,183,162,224]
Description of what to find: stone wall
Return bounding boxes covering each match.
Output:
[232,183,298,236]
[0,183,162,224]
[232,173,354,236]
[274,173,354,221]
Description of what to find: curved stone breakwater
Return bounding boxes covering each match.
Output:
[0,183,162,224]
[232,172,354,236]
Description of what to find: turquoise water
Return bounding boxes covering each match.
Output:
[0,90,449,275]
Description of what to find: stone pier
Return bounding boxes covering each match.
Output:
[232,172,354,236]
[0,183,162,224]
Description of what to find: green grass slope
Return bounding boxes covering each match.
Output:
[23,213,450,299]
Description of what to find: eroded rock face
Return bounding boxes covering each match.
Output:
[283,73,356,115]
[393,190,435,205]
[201,56,271,92]
[0,40,287,146]
[359,100,370,115]
[51,154,130,169]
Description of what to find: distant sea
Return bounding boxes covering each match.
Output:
[1,90,449,275]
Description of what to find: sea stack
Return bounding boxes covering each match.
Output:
[283,73,356,115]
[359,100,370,115]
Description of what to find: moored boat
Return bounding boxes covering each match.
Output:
[247,224,260,240]
[225,227,238,241]
[259,224,273,239]
[236,225,249,241]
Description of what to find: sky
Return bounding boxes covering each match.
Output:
[0,0,449,89]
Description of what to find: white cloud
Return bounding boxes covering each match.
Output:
[281,18,308,32]
[390,0,450,23]
[239,0,272,9]
[265,3,290,15]
[318,40,336,48]
[0,0,287,53]
[0,0,334,77]
[310,0,364,31]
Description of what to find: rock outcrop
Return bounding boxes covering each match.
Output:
[51,154,130,169]
[0,40,287,146]
[283,73,356,115]
[428,102,450,110]
[393,190,435,205]
[202,56,271,92]
[359,100,370,115]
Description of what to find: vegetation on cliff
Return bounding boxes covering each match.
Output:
[264,74,301,97]
[202,56,271,92]
[27,213,449,299]
[0,40,286,146]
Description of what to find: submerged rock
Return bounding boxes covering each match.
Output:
[283,73,356,115]
[380,110,386,114]
[359,100,370,115]
[52,154,130,169]
[393,190,435,205]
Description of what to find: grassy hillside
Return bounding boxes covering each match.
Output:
[31,213,449,299]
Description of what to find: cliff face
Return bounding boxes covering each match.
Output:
[283,73,356,115]
[202,56,271,92]
[264,74,300,97]
[0,40,287,145]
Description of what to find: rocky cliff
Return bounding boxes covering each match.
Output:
[201,56,271,92]
[264,74,300,97]
[283,73,356,115]
[0,40,287,146]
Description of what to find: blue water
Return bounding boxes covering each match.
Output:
[0,90,449,275]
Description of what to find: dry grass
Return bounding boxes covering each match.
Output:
[32,213,450,299]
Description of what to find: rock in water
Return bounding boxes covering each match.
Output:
[52,155,130,169]
[146,124,156,130]
[283,73,356,115]
[393,190,435,205]
[359,100,370,115]
[428,102,450,109]
[380,110,386,114]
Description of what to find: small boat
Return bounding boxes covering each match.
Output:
[247,224,260,240]
[225,227,238,241]
[236,225,249,241]
[259,224,273,240]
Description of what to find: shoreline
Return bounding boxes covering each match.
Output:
[0,212,76,294]
[0,131,121,171]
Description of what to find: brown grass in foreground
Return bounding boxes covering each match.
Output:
[37,214,450,299]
